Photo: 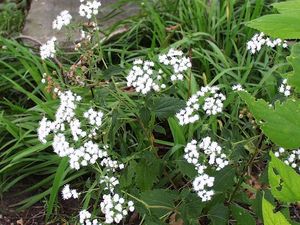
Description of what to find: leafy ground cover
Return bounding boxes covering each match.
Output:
[0,0,299,224]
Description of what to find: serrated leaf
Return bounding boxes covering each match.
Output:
[179,190,204,225]
[268,152,300,203]
[230,204,256,225]
[151,96,185,119]
[239,91,300,148]
[262,196,290,225]
[246,9,300,39]
[135,159,161,191]
[140,189,177,218]
[287,43,300,92]
[208,203,229,225]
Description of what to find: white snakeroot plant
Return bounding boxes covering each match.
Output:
[52,10,72,30]
[247,32,288,54]
[62,184,80,199]
[274,147,300,171]
[79,0,102,19]
[100,175,120,193]
[176,86,226,125]
[40,37,57,60]
[79,210,102,225]
[184,137,228,202]
[279,79,292,97]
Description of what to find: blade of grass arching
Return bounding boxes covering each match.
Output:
[83,179,99,209]
[3,76,54,118]
[46,157,69,221]
[168,117,186,145]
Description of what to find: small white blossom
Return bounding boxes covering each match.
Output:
[274,147,300,172]
[52,10,72,30]
[79,0,101,19]
[279,79,292,96]
[62,184,80,199]
[100,194,134,224]
[40,37,57,60]
[176,86,226,125]
[100,175,119,193]
[232,84,245,92]
[247,32,288,54]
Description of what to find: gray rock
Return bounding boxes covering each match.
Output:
[22,0,140,45]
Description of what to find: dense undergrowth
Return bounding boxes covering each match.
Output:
[0,0,299,224]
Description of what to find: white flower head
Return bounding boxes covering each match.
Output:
[52,10,72,30]
[40,37,57,60]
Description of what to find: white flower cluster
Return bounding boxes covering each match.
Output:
[184,137,228,201]
[274,147,300,171]
[100,157,125,172]
[52,10,72,30]
[100,175,119,193]
[279,79,292,96]
[126,49,191,94]
[158,48,192,82]
[79,0,101,19]
[126,59,163,94]
[40,37,57,60]
[247,32,288,54]
[62,184,80,199]
[79,210,102,225]
[176,86,226,125]
[100,194,134,224]
[232,84,245,92]
[84,108,104,127]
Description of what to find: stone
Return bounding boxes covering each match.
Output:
[22,0,140,45]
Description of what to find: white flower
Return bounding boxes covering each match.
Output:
[52,10,72,30]
[232,84,245,92]
[279,79,292,96]
[184,137,229,202]
[176,86,226,125]
[100,175,119,192]
[274,147,299,172]
[100,194,134,224]
[62,184,80,200]
[247,32,288,54]
[40,37,57,60]
[79,0,101,19]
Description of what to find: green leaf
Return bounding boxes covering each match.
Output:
[287,43,300,93]
[230,204,256,225]
[151,96,185,119]
[246,3,300,39]
[268,152,300,203]
[140,189,177,218]
[262,196,290,225]
[135,159,161,191]
[239,91,300,148]
[208,203,229,225]
[168,117,186,145]
[272,0,300,14]
[179,190,204,225]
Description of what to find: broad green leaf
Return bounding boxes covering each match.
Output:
[247,13,300,39]
[135,159,161,191]
[239,91,300,148]
[179,190,204,225]
[151,96,185,119]
[268,152,300,202]
[287,43,300,92]
[262,196,290,225]
[272,0,300,14]
[208,203,229,225]
[140,189,177,218]
[245,0,300,39]
[230,204,256,225]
